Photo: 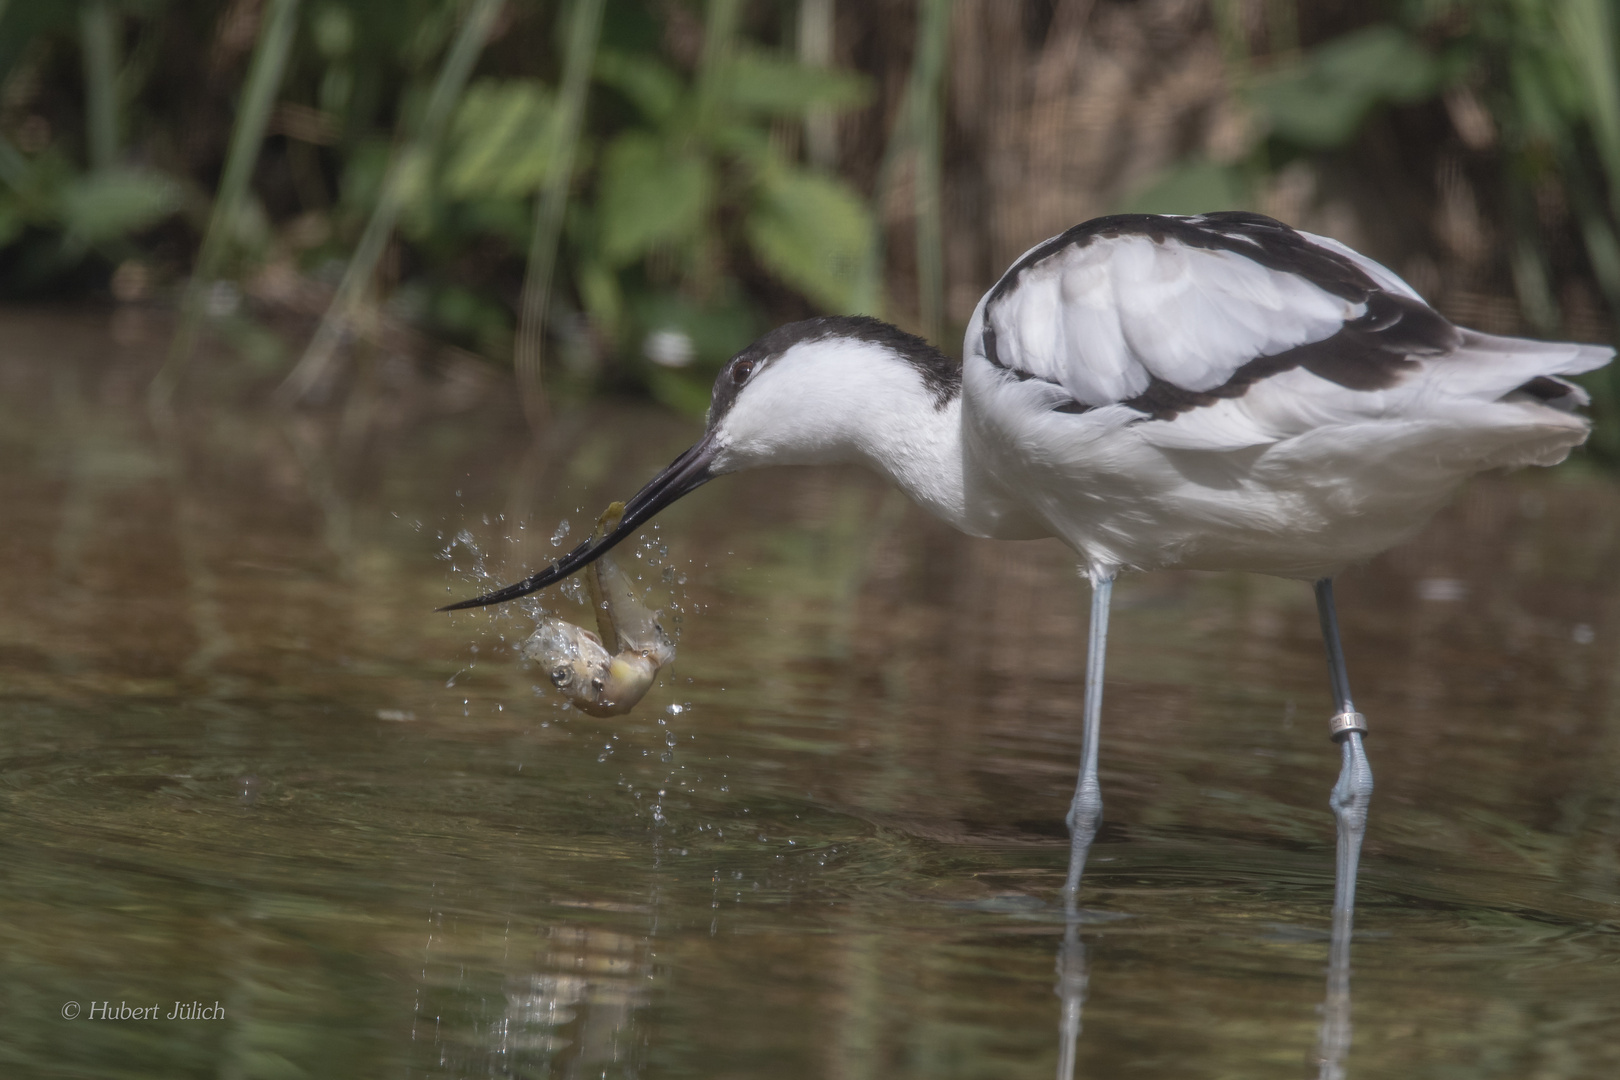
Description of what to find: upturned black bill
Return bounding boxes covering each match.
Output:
[437,435,718,611]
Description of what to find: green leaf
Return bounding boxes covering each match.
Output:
[457,196,532,246]
[442,79,559,200]
[1556,0,1620,199]
[55,167,182,243]
[391,146,437,239]
[0,194,22,248]
[595,50,685,124]
[0,0,78,91]
[711,120,772,166]
[432,282,512,357]
[339,139,393,214]
[1118,161,1251,216]
[575,258,625,346]
[310,4,356,59]
[746,167,874,312]
[1510,53,1569,145]
[1249,25,1438,148]
[631,289,759,366]
[596,132,713,265]
[725,48,871,116]
[643,365,715,418]
[1310,25,1434,102]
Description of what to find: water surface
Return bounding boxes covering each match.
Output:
[1,308,1617,1078]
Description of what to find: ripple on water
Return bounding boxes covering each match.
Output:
[0,309,1618,1077]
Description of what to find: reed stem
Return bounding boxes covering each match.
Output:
[515,0,605,427]
[152,0,301,406]
[911,0,950,346]
[695,0,743,134]
[0,133,28,192]
[871,0,950,339]
[80,0,119,171]
[798,0,837,170]
[278,0,505,405]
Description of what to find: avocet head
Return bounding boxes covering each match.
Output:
[440,315,956,611]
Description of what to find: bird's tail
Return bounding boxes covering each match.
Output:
[1448,329,1613,410]
[1408,330,1614,470]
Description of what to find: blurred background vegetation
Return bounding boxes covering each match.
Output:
[2,0,1619,446]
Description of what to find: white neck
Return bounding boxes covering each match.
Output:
[709,338,1046,540]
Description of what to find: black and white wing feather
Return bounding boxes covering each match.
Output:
[974,212,1607,452]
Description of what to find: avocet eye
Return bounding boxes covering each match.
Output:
[732,359,756,384]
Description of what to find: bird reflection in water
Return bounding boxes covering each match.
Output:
[413,915,653,1078]
[1054,917,1088,1080]
[1050,910,1358,1080]
[1315,920,1355,1080]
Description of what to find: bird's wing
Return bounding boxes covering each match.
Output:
[978,212,1456,416]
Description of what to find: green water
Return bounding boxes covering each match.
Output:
[1,308,1617,1078]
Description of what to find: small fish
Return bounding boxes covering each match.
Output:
[522,503,675,716]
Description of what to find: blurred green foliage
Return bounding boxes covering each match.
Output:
[0,0,875,412]
[1248,25,1440,148]
[0,0,182,286]
[1,1,1619,430]
[1127,19,1448,212]
[1124,1,1620,450]
[567,24,873,408]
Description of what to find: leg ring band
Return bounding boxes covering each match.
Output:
[1329,711,1368,741]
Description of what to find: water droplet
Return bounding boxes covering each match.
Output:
[551,519,571,546]
[1417,578,1467,602]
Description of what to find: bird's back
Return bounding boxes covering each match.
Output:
[961,212,1613,579]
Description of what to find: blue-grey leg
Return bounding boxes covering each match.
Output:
[1054,919,1087,1080]
[1312,578,1373,1080]
[1063,573,1114,911]
[1055,572,1112,1080]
